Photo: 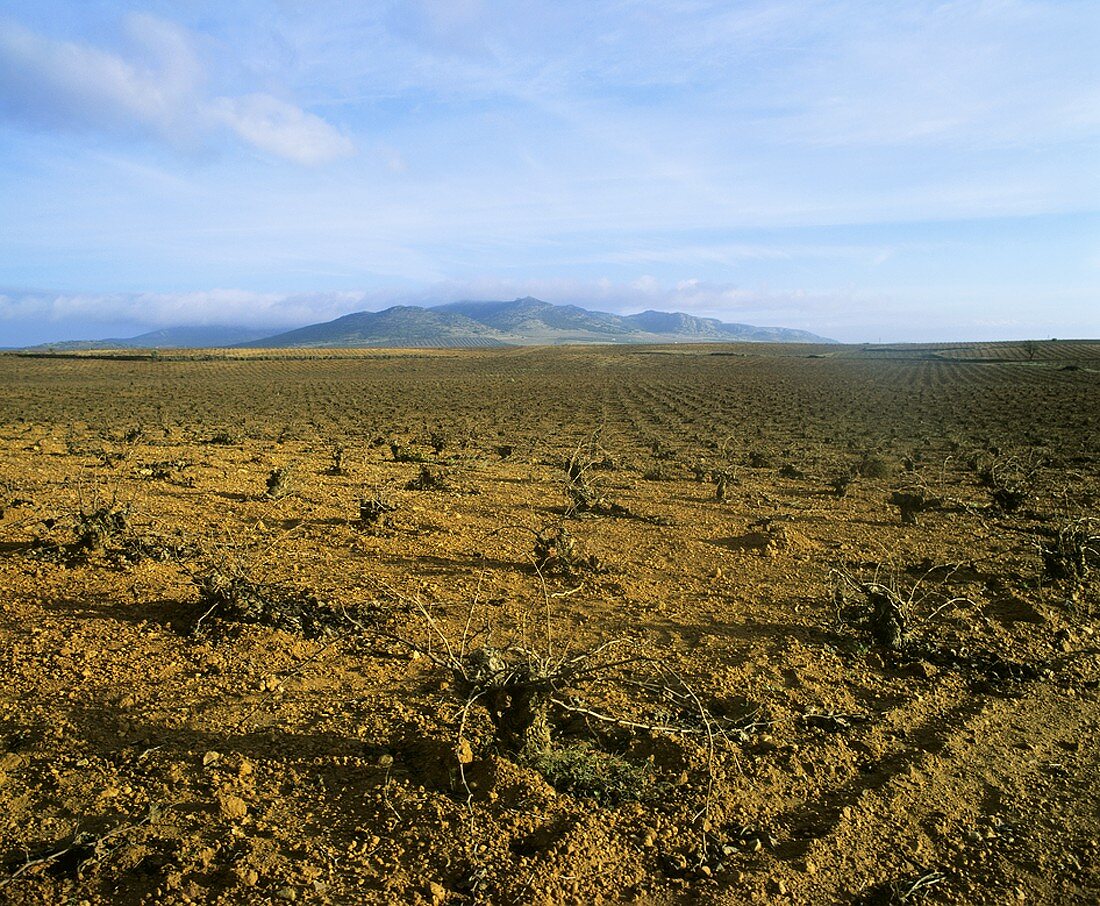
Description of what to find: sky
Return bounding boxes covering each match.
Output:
[0,0,1097,345]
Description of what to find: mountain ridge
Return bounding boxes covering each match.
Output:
[22,298,836,349]
[245,297,836,347]
[23,325,272,351]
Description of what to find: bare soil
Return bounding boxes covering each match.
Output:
[0,341,1097,905]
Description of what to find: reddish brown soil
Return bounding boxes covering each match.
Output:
[0,342,1097,904]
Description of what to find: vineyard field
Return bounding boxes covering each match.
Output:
[0,341,1097,905]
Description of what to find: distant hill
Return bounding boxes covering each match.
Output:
[244,306,510,349]
[622,309,825,342]
[246,297,835,347]
[26,325,270,350]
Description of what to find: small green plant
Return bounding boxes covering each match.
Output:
[528,745,657,804]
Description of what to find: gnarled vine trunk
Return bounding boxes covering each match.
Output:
[456,648,554,758]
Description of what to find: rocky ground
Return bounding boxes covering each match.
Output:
[0,342,1097,904]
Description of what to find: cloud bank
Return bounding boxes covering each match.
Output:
[0,15,353,164]
[3,272,1092,347]
[0,280,857,344]
[0,288,362,334]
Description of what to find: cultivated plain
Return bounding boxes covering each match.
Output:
[0,342,1097,904]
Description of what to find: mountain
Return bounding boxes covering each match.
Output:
[26,325,269,350]
[24,299,835,350]
[247,298,835,347]
[244,306,510,348]
[624,309,828,342]
[434,297,626,337]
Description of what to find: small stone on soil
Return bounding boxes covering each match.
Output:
[220,793,249,820]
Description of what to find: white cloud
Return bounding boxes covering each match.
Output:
[0,16,199,138]
[209,94,354,165]
[0,288,365,331]
[0,16,353,164]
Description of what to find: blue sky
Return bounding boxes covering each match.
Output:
[1,0,1097,345]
